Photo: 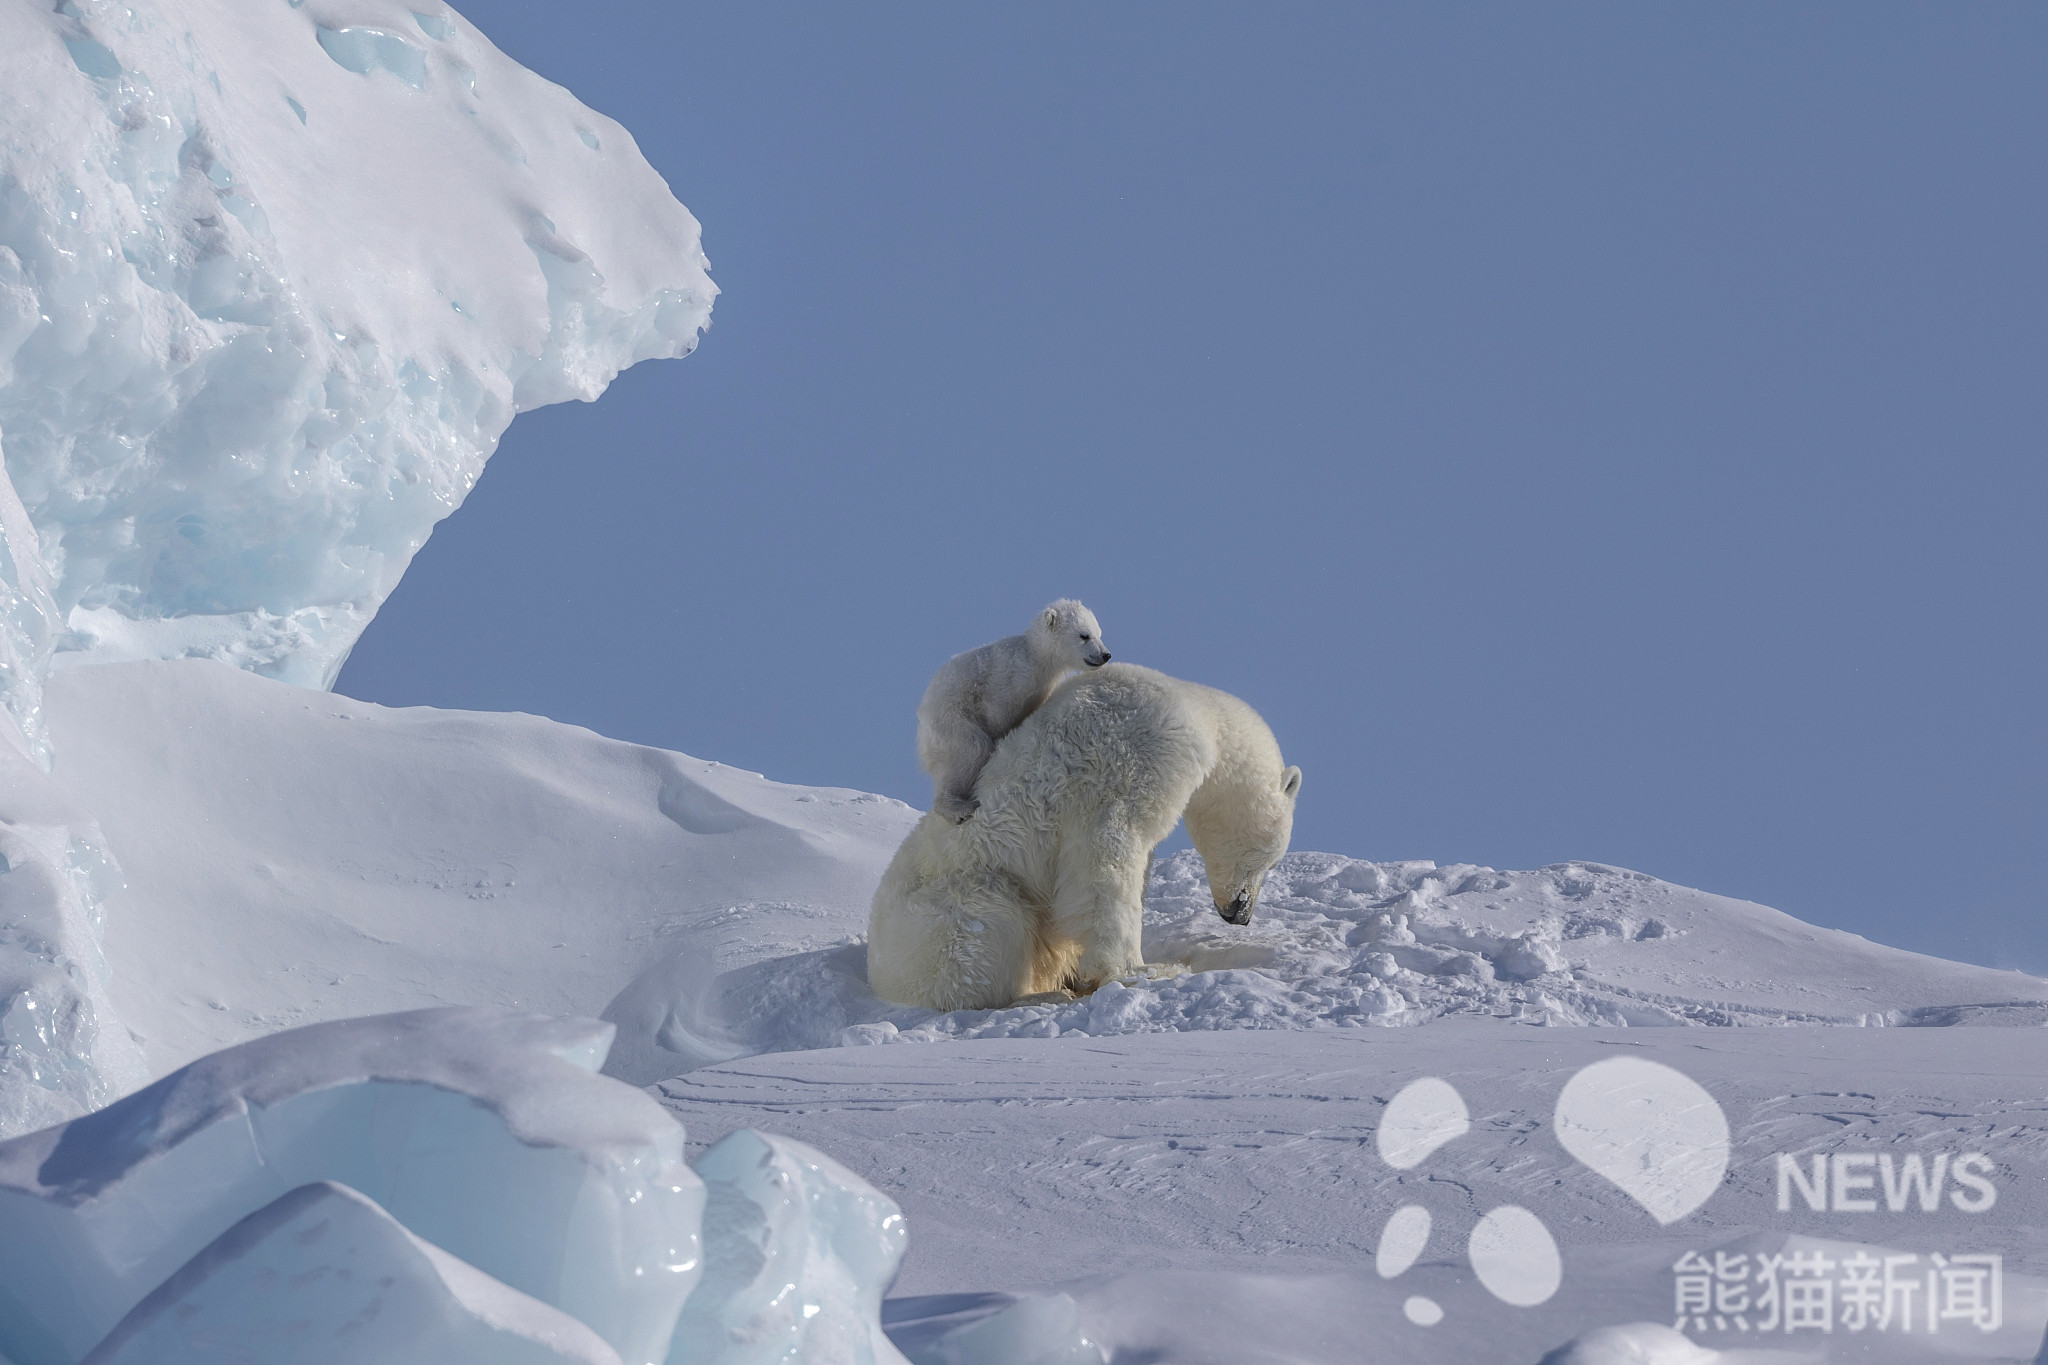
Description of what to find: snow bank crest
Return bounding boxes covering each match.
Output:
[0,0,713,735]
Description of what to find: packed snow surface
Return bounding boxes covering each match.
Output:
[0,0,712,746]
[677,1024,2048,1364]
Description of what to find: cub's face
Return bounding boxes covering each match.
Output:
[1040,600,1111,669]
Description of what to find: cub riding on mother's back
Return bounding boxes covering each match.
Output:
[916,599,1110,824]
[872,662,1301,1012]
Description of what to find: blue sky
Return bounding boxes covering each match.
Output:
[338,3,2046,975]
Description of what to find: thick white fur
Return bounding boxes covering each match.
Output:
[915,599,1110,823]
[872,663,1302,1010]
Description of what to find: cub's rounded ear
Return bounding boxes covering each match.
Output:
[1282,766,1302,798]
[1043,607,1059,628]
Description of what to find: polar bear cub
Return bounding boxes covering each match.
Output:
[917,599,1111,823]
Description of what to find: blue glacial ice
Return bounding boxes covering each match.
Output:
[0,0,714,744]
[0,1007,915,1365]
[0,1008,703,1365]
[81,1181,625,1365]
[674,1129,911,1365]
[887,1293,1106,1365]
[0,738,147,1138]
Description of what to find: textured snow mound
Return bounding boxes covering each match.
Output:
[81,1180,625,1365]
[678,850,2048,1058]
[0,1007,704,1365]
[0,0,712,739]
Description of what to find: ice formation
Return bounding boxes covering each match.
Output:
[0,0,712,735]
[0,739,146,1137]
[1535,1322,1726,1364]
[672,1130,910,1365]
[0,1007,921,1365]
[81,1181,625,1365]
[0,0,713,1130]
[0,1008,704,1365]
[893,1293,1106,1365]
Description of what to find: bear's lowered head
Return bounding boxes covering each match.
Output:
[1032,598,1111,670]
[1183,698,1303,926]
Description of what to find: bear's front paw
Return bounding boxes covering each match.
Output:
[1012,988,1078,1006]
[1122,962,1188,984]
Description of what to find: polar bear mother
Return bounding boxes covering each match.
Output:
[868,663,1302,1011]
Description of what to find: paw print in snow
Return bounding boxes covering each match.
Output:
[1373,1059,1731,1326]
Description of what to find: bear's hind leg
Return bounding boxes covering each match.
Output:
[901,873,1040,1010]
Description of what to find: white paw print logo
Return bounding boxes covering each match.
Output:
[1374,1058,1731,1326]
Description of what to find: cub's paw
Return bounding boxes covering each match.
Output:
[934,795,980,823]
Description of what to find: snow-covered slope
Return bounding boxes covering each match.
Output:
[37,658,2048,1105]
[0,0,713,739]
[43,659,917,1087]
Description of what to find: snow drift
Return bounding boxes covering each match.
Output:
[40,658,918,1092]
